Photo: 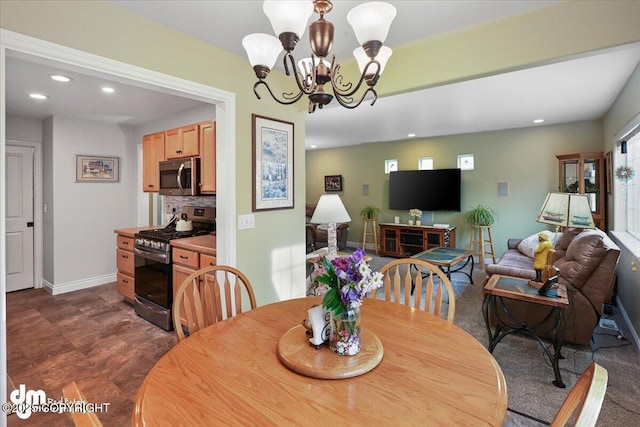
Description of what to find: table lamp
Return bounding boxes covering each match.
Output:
[536,192,596,244]
[310,194,351,257]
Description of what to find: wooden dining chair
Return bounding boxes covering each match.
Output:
[172,265,257,342]
[550,362,608,427]
[61,381,103,427]
[373,258,456,323]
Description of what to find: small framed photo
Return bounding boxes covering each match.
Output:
[75,155,119,182]
[252,114,295,211]
[324,175,343,192]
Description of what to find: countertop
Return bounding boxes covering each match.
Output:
[114,226,157,238]
[114,227,216,256]
[170,234,217,256]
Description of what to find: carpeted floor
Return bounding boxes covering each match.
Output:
[365,249,640,426]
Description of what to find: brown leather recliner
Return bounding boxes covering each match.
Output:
[305,204,350,253]
[485,228,620,345]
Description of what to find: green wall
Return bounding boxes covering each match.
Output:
[603,62,640,348]
[306,120,604,258]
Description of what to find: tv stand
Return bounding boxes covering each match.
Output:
[379,223,455,258]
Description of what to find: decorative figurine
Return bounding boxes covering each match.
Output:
[533,232,553,282]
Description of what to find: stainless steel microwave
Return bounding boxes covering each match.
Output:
[159,158,200,196]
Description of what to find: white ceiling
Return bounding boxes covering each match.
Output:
[6,1,640,150]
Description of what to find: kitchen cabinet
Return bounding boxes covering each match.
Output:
[115,234,135,302]
[172,245,217,326]
[166,124,199,159]
[379,223,455,258]
[142,131,165,192]
[199,121,216,194]
[556,152,606,230]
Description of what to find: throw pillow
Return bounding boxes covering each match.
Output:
[517,230,562,258]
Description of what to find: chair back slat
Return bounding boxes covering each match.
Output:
[550,362,608,427]
[377,258,456,323]
[173,265,257,342]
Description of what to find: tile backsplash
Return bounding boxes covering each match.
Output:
[164,195,216,222]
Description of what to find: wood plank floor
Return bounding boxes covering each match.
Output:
[6,283,176,426]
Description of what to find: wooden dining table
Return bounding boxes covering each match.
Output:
[133,297,508,426]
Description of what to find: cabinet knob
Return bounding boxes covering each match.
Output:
[122,279,128,283]
[148,184,154,188]
[122,254,128,259]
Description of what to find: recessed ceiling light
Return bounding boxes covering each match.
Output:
[310,145,317,149]
[102,87,115,93]
[29,93,48,100]
[533,119,545,124]
[50,74,71,82]
[408,133,416,138]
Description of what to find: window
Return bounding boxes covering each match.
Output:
[418,157,433,170]
[624,132,639,239]
[457,154,474,170]
[385,159,398,174]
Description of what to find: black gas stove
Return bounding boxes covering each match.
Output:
[133,205,216,330]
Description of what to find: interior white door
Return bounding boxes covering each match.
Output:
[5,145,35,292]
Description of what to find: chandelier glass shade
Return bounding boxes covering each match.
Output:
[242,0,397,113]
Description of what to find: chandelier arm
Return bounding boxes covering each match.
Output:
[331,60,381,97]
[253,80,305,105]
[334,87,378,109]
[285,53,317,95]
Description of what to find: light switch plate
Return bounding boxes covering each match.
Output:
[238,214,255,230]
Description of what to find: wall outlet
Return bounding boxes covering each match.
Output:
[238,214,255,230]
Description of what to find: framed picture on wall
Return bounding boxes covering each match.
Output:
[252,114,295,211]
[75,155,119,182]
[324,175,343,192]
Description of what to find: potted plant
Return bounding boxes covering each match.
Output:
[463,204,496,227]
[360,205,381,220]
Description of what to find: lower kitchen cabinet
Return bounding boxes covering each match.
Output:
[115,234,135,302]
[172,246,217,326]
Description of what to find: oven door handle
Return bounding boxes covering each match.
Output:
[177,163,185,193]
[134,247,170,264]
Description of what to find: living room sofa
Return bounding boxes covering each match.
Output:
[305,204,349,253]
[484,228,620,345]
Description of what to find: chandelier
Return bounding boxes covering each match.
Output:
[242,0,396,113]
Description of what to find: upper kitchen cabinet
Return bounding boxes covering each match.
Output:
[166,124,199,159]
[199,121,216,194]
[556,152,606,230]
[142,132,166,192]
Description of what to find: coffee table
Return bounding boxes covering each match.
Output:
[411,247,474,284]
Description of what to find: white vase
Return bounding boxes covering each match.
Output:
[416,220,421,226]
[408,219,414,225]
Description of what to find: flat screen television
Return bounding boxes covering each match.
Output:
[389,169,461,211]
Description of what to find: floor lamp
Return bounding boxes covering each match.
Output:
[310,194,351,257]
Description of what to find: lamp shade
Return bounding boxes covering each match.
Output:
[242,33,283,69]
[536,192,595,229]
[263,0,313,38]
[347,2,397,45]
[310,194,351,224]
[353,46,393,74]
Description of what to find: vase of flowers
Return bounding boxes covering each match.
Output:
[310,248,383,356]
[409,208,422,226]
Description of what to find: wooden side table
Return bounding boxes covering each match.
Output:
[482,274,569,388]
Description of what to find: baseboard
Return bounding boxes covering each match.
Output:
[616,295,640,355]
[42,273,117,295]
